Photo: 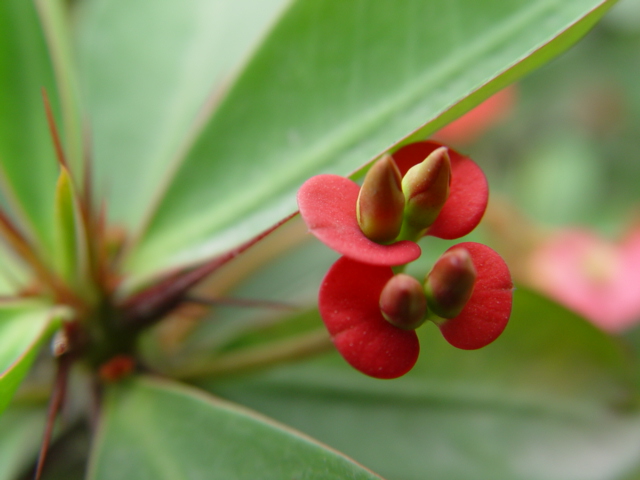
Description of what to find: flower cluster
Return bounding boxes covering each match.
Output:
[297,141,513,379]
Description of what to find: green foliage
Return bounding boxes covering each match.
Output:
[75,0,618,283]
[0,405,47,480]
[0,303,61,416]
[211,288,640,480]
[0,0,633,479]
[0,0,59,254]
[88,377,383,480]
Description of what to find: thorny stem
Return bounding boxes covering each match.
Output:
[45,212,299,370]
[34,355,72,480]
[172,329,333,380]
[36,93,304,370]
[29,90,321,479]
[37,90,318,376]
[44,88,104,306]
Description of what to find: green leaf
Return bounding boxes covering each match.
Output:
[0,0,60,255]
[74,0,291,232]
[53,167,79,283]
[125,0,617,281]
[87,376,383,480]
[0,243,30,297]
[0,302,62,416]
[0,405,47,480]
[208,288,640,480]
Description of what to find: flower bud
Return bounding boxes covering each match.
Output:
[398,147,451,241]
[99,354,136,382]
[379,274,427,330]
[424,247,476,319]
[356,155,405,243]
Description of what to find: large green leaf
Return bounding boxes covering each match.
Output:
[87,376,383,480]
[74,0,290,232]
[123,0,617,282]
[0,0,60,255]
[0,302,62,416]
[208,288,640,480]
[0,405,47,480]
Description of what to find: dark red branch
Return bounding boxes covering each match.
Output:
[34,355,72,480]
[120,212,297,330]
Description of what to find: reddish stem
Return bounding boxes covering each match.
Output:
[34,355,72,480]
[120,212,297,330]
[41,88,70,171]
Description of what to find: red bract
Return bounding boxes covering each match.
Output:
[297,174,421,266]
[298,141,511,379]
[392,142,488,240]
[437,242,513,350]
[319,243,513,377]
[319,256,420,379]
[297,142,488,266]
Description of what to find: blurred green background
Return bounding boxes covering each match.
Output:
[466,0,640,232]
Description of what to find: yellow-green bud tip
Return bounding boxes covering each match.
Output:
[357,155,405,243]
[399,147,451,240]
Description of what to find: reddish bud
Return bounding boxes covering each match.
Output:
[392,142,488,240]
[356,155,405,243]
[398,147,451,241]
[436,242,513,350]
[424,248,477,319]
[379,274,427,330]
[297,174,421,266]
[99,355,136,382]
[319,257,419,379]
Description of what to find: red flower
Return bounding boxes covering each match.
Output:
[319,243,512,379]
[319,257,420,379]
[435,242,513,350]
[297,141,513,379]
[297,142,488,265]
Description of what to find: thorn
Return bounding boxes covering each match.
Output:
[81,120,94,211]
[0,207,78,305]
[41,88,69,171]
[120,212,298,330]
[185,295,298,311]
[34,355,72,480]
